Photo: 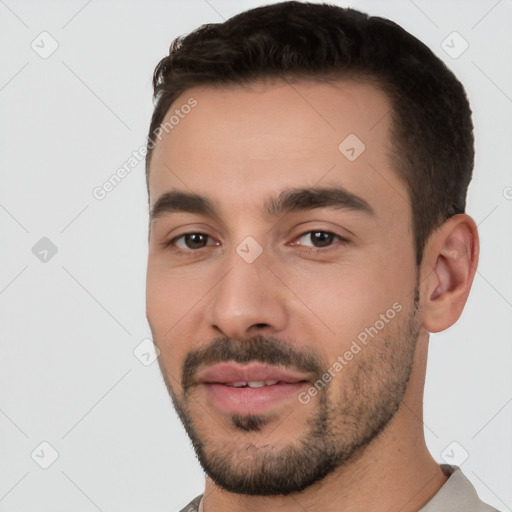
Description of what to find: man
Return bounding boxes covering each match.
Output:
[144,2,499,511]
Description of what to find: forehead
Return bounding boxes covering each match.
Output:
[148,78,405,219]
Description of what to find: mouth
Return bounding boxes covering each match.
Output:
[195,362,311,416]
[222,380,281,388]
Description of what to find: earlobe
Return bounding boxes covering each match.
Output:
[421,214,479,333]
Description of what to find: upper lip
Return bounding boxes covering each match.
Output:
[196,362,311,385]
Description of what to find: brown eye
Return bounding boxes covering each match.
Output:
[297,231,339,248]
[172,233,213,250]
[310,231,335,247]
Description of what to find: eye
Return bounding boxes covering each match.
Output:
[293,230,345,249]
[169,233,217,250]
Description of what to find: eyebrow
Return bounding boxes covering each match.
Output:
[150,186,374,221]
[265,187,374,217]
[150,190,216,220]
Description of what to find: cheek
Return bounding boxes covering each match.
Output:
[289,257,412,351]
[146,262,173,332]
[146,259,212,374]
[146,257,202,329]
[146,263,188,364]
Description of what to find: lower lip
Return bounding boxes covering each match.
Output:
[203,382,308,416]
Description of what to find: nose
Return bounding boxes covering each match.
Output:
[205,248,288,340]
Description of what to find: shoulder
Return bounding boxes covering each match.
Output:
[420,465,501,512]
[177,494,203,512]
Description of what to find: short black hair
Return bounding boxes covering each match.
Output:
[146,1,474,265]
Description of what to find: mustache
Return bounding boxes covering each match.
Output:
[181,335,324,391]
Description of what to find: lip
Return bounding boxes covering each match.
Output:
[196,362,311,416]
[197,361,310,385]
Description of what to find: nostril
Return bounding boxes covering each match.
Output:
[253,323,269,329]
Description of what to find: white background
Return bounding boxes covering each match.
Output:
[0,0,510,511]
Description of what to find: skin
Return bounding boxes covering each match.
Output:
[146,79,479,511]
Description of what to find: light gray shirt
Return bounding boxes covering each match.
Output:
[178,465,500,511]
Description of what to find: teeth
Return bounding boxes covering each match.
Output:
[224,380,279,388]
[247,381,266,388]
[247,380,279,388]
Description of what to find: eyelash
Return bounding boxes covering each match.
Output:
[291,231,349,253]
[161,234,215,259]
[163,230,348,255]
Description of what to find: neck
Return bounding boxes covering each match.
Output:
[202,332,448,512]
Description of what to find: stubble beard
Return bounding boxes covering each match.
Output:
[158,290,421,496]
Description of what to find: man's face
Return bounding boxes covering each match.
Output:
[146,79,422,495]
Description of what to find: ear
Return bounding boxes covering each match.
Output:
[420,214,479,333]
